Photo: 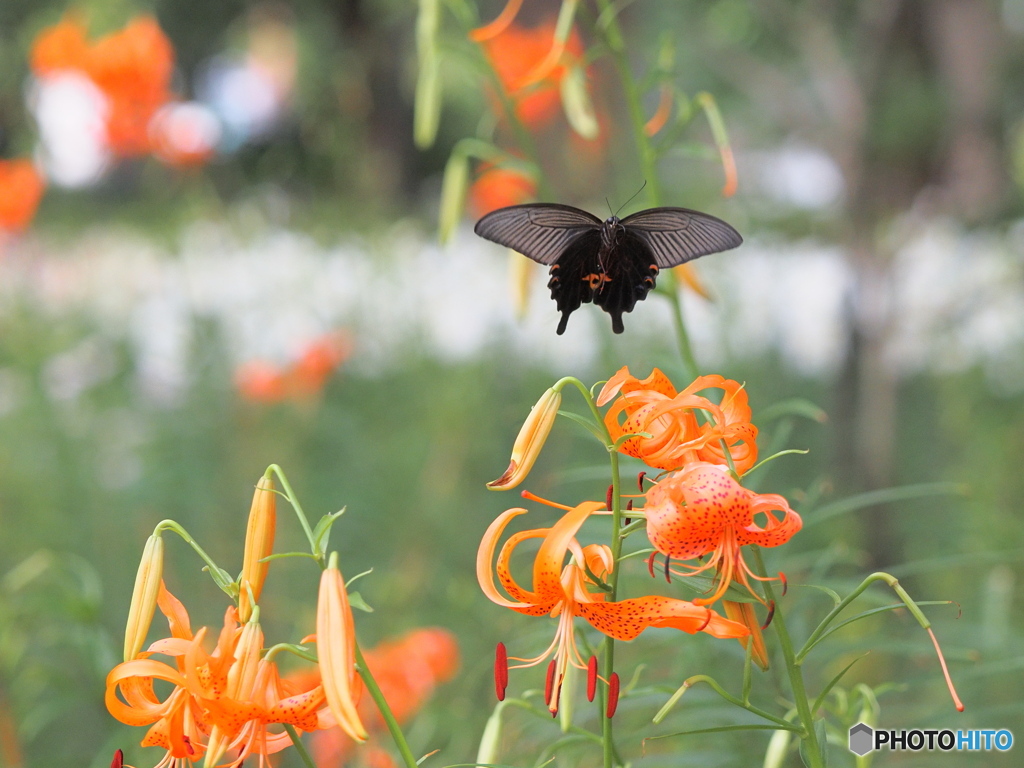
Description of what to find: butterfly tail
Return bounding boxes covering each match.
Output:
[556,312,571,335]
[610,313,625,334]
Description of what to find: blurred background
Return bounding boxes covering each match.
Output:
[0,0,1022,766]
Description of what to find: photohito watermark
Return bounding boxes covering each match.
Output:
[849,723,1013,756]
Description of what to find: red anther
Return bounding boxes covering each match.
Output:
[664,555,672,583]
[626,499,634,510]
[606,672,621,718]
[952,601,962,620]
[761,600,776,630]
[637,471,646,491]
[778,571,788,596]
[111,750,124,768]
[182,735,195,756]
[606,484,614,510]
[623,517,632,527]
[587,655,598,701]
[544,659,557,707]
[494,642,508,701]
[697,607,713,632]
[647,551,657,578]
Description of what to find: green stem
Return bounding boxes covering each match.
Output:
[284,723,317,768]
[667,290,700,380]
[265,464,320,564]
[750,547,824,768]
[797,572,938,662]
[356,641,420,768]
[596,0,661,206]
[153,520,233,595]
[551,377,623,766]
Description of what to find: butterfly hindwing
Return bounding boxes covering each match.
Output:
[620,207,742,268]
[592,231,660,334]
[546,229,602,334]
[474,203,601,265]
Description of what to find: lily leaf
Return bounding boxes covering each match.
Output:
[348,591,374,613]
[806,482,965,528]
[757,398,828,424]
[557,409,605,442]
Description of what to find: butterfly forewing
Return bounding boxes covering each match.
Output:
[620,207,742,268]
[474,203,601,265]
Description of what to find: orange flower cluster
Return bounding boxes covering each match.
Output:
[107,472,434,767]
[598,367,801,604]
[236,331,352,404]
[107,585,328,767]
[482,368,802,698]
[31,16,174,157]
[0,160,46,234]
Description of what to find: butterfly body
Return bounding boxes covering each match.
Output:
[474,203,742,334]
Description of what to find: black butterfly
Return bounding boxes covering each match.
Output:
[474,203,742,334]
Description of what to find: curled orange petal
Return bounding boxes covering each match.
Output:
[469,0,525,42]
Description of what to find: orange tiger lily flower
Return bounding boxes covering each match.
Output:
[597,367,759,475]
[106,584,239,766]
[218,657,327,767]
[478,501,748,712]
[643,462,801,605]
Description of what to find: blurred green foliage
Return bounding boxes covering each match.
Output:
[0,0,1022,766]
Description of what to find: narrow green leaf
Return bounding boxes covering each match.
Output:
[438,150,470,244]
[806,482,965,528]
[348,591,374,613]
[561,66,599,139]
[756,398,828,424]
[810,654,869,717]
[557,409,605,442]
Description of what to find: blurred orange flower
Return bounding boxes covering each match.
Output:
[479,502,747,713]
[306,628,460,767]
[30,15,175,157]
[469,165,536,216]
[479,20,584,128]
[597,367,759,475]
[0,160,45,234]
[643,462,801,604]
[30,16,90,74]
[86,18,175,157]
[236,331,352,404]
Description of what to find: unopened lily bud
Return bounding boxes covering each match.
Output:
[239,475,276,622]
[123,533,164,661]
[317,552,368,742]
[487,387,561,491]
[723,600,769,671]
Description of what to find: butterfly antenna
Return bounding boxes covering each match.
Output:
[605,197,614,217]
[614,180,648,217]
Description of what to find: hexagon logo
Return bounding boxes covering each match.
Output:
[849,722,874,756]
